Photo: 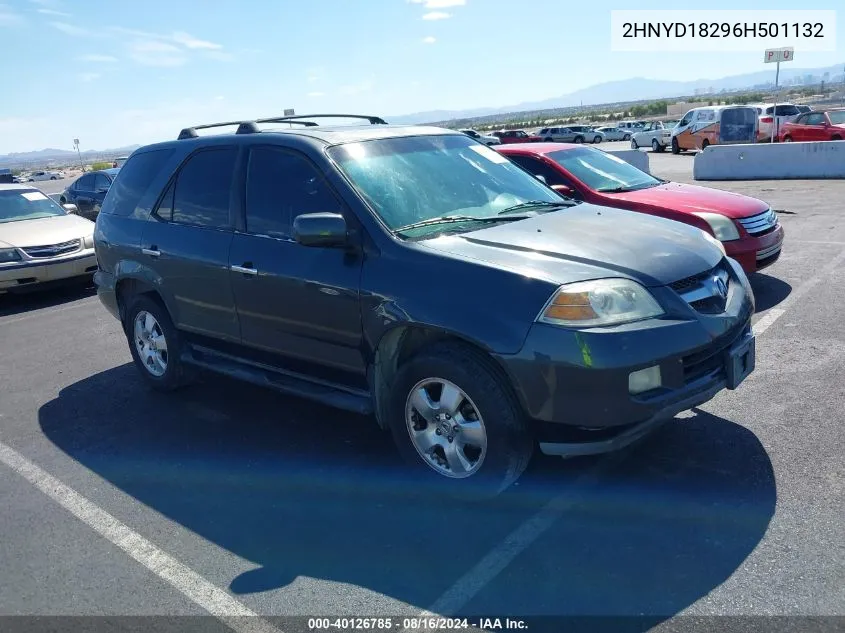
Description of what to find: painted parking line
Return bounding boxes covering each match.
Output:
[413,247,845,624]
[0,440,283,633]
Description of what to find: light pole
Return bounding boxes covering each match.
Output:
[73,138,83,171]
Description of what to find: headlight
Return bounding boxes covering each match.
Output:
[691,212,740,241]
[700,230,727,256]
[0,248,22,263]
[83,235,95,249]
[538,278,665,328]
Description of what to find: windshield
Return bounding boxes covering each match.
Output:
[828,111,845,125]
[547,147,661,193]
[0,189,67,224]
[328,134,564,237]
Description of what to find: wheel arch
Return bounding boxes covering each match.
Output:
[113,265,170,326]
[368,324,528,431]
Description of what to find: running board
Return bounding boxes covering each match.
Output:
[182,345,374,415]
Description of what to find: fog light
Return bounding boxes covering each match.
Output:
[629,365,662,395]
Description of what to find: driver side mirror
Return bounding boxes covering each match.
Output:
[552,184,575,196]
[535,174,547,184]
[63,203,78,213]
[293,213,348,248]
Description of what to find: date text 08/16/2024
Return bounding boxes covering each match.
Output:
[307,617,529,631]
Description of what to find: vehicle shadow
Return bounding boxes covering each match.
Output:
[749,273,792,312]
[0,279,95,318]
[38,366,776,628]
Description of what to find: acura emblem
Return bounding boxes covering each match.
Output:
[714,276,728,299]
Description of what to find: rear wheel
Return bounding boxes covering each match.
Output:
[831,135,842,141]
[783,135,793,142]
[623,133,631,141]
[671,137,681,154]
[388,342,533,499]
[701,139,710,150]
[593,136,602,144]
[124,294,189,392]
[573,136,584,144]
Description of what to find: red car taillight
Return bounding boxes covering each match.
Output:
[760,117,773,123]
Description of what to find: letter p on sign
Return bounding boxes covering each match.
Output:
[764,47,795,63]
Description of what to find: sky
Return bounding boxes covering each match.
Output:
[1,0,843,153]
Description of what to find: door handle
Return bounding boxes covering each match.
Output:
[231,264,258,276]
[141,247,161,257]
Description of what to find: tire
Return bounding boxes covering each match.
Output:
[593,136,602,144]
[783,136,793,142]
[701,140,710,150]
[623,134,631,141]
[831,135,841,141]
[573,136,584,144]
[671,137,681,155]
[387,341,533,499]
[630,139,638,149]
[50,176,57,180]
[124,294,189,392]
[544,137,554,143]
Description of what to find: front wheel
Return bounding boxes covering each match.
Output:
[593,136,602,144]
[50,176,57,180]
[701,139,710,150]
[783,136,793,142]
[388,342,533,498]
[573,136,584,144]
[671,137,681,154]
[631,139,639,149]
[623,134,631,141]
[125,294,190,392]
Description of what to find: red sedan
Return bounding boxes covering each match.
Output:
[491,130,543,144]
[778,108,845,142]
[497,143,784,274]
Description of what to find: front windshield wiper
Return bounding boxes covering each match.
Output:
[598,182,661,193]
[393,214,533,234]
[497,200,574,216]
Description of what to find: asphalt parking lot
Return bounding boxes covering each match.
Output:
[1,154,844,632]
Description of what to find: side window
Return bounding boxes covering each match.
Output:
[794,114,807,125]
[93,173,111,191]
[245,147,340,239]
[806,113,825,125]
[76,174,95,191]
[153,181,175,222]
[679,111,693,127]
[171,148,237,228]
[508,155,568,187]
[103,148,174,217]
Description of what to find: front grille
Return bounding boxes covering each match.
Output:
[756,242,782,261]
[670,260,731,314]
[22,239,81,259]
[738,209,778,236]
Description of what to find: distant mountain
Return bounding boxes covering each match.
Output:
[0,145,141,168]
[390,63,845,125]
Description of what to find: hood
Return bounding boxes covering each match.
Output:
[0,214,94,249]
[606,182,769,220]
[419,203,722,288]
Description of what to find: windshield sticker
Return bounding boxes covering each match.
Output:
[468,144,509,164]
[21,191,49,201]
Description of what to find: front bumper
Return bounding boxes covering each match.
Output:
[726,223,785,273]
[0,251,98,292]
[495,261,755,456]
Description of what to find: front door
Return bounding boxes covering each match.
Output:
[229,145,366,389]
[139,146,240,342]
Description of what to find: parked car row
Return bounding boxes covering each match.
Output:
[62,112,772,497]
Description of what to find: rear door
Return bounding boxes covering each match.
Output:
[139,146,240,342]
[73,174,97,218]
[229,144,366,388]
[802,112,828,141]
[92,172,112,216]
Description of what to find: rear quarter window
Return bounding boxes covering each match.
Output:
[100,149,175,217]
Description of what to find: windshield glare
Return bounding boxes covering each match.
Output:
[0,189,66,224]
[828,111,845,125]
[328,135,563,236]
[547,147,661,193]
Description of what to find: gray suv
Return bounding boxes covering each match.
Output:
[93,113,756,497]
[537,126,602,144]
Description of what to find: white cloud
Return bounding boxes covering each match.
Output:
[422,36,436,44]
[49,21,88,36]
[171,30,222,50]
[409,0,465,7]
[128,40,187,67]
[307,91,326,97]
[0,5,25,26]
[77,54,118,63]
[422,11,451,20]
[78,72,101,82]
[37,8,70,16]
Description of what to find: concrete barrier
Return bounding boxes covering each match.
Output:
[603,149,650,174]
[694,140,845,180]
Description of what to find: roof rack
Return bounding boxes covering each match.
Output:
[177,113,388,140]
